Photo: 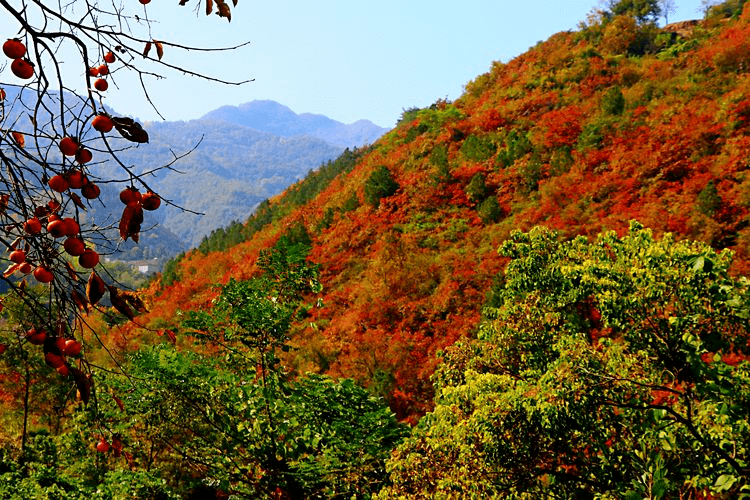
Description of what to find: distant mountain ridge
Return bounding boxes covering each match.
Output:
[201,100,389,148]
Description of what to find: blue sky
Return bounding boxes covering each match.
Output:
[3,0,708,128]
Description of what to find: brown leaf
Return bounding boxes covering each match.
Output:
[108,285,136,320]
[165,329,177,344]
[111,117,149,143]
[121,290,148,313]
[64,261,79,281]
[3,263,20,278]
[11,131,24,148]
[0,194,8,214]
[154,40,164,60]
[215,0,231,21]
[70,289,89,313]
[69,192,87,211]
[71,367,91,404]
[86,271,106,306]
[205,0,213,16]
[119,203,144,242]
[113,394,125,412]
[143,41,152,58]
[179,0,189,5]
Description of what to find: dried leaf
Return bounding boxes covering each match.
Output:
[69,192,87,211]
[64,261,79,281]
[119,203,144,242]
[165,329,177,343]
[113,394,125,412]
[111,117,149,143]
[179,0,189,5]
[121,290,147,313]
[215,0,231,21]
[86,271,106,306]
[154,40,164,60]
[11,131,24,148]
[71,367,91,404]
[0,194,8,214]
[143,41,152,58]
[205,0,213,16]
[71,290,89,313]
[108,285,136,320]
[3,263,20,278]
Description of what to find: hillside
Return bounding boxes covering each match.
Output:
[128,5,750,421]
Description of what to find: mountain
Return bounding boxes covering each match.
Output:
[115,7,750,421]
[201,100,389,148]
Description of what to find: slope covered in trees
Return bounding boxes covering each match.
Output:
[139,1,750,420]
[4,0,750,496]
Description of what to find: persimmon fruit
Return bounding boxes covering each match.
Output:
[94,78,108,91]
[67,170,86,189]
[141,191,161,210]
[88,66,99,77]
[23,217,42,234]
[48,174,69,192]
[120,187,141,205]
[63,339,82,356]
[81,182,100,199]
[11,58,33,79]
[62,217,80,237]
[92,114,114,133]
[97,64,109,75]
[59,136,79,156]
[63,237,86,256]
[47,219,68,238]
[104,51,116,63]
[44,351,66,369]
[26,328,47,345]
[33,266,54,283]
[75,148,93,164]
[9,249,26,264]
[78,249,100,269]
[96,440,110,453]
[2,39,25,59]
[19,262,32,274]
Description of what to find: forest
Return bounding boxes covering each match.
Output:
[2,0,750,498]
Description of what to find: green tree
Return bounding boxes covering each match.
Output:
[609,0,662,23]
[378,222,750,499]
[364,166,400,208]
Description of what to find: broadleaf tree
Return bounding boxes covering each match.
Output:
[378,222,750,499]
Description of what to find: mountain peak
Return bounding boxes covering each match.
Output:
[201,100,389,148]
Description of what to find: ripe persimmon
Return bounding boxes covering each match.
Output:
[11,58,33,79]
[81,182,100,199]
[119,187,141,205]
[47,219,68,238]
[9,249,26,263]
[33,266,54,283]
[91,114,114,133]
[62,217,80,236]
[67,170,86,189]
[63,237,85,256]
[26,327,47,345]
[59,136,78,156]
[104,51,116,63]
[44,351,66,369]
[75,148,93,164]
[78,249,99,269]
[97,64,109,75]
[63,339,82,356]
[23,217,42,234]
[96,440,110,453]
[48,174,69,192]
[88,66,99,77]
[93,78,108,91]
[18,262,32,274]
[141,191,161,210]
[2,39,25,59]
